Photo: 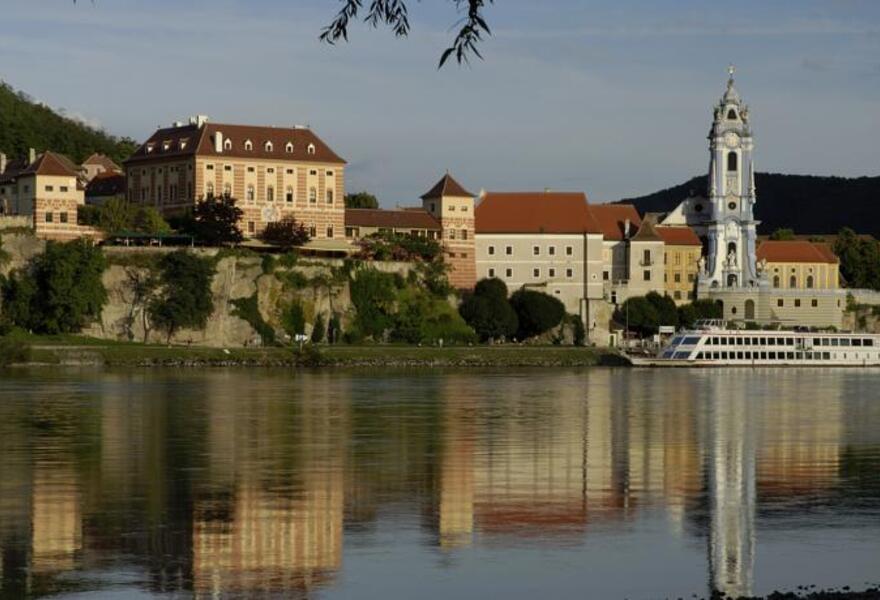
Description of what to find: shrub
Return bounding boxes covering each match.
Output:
[572,315,586,346]
[327,313,342,344]
[509,289,566,340]
[349,268,397,339]
[677,299,722,329]
[0,330,31,366]
[277,251,299,268]
[281,301,306,338]
[459,278,518,342]
[231,293,276,346]
[311,313,326,343]
[391,288,476,344]
[260,217,310,250]
[149,250,215,342]
[261,254,277,275]
[614,292,680,336]
[1,238,107,334]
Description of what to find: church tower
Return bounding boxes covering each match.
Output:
[700,67,763,289]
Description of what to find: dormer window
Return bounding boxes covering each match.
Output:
[162,140,171,151]
[179,139,188,150]
[146,144,155,154]
[285,142,294,153]
[244,140,253,151]
[265,141,273,152]
[307,143,316,155]
[223,139,232,150]
[727,109,737,120]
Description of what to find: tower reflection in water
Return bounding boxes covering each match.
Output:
[0,369,867,599]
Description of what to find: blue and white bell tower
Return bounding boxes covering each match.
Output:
[700,67,763,289]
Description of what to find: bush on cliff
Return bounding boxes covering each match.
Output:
[1,238,107,334]
[260,217,311,251]
[149,250,215,342]
[509,289,566,340]
[349,267,399,340]
[459,277,518,342]
[391,287,476,344]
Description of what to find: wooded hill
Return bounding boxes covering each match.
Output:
[620,173,880,237]
[0,81,137,165]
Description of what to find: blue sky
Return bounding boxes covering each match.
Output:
[1,0,878,205]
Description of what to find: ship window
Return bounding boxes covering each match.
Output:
[821,338,829,346]
[831,339,839,346]
[865,339,874,347]
[853,339,862,347]
[737,352,744,360]
[813,338,821,346]
[840,338,851,347]
[673,352,690,360]
[683,337,701,345]
[760,352,767,360]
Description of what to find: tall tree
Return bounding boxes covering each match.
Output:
[186,194,244,246]
[149,250,216,342]
[344,191,380,209]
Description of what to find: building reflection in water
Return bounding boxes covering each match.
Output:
[0,369,871,598]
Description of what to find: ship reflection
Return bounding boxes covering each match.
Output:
[0,369,865,599]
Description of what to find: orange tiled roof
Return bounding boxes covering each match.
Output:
[345,208,440,230]
[126,122,345,165]
[654,226,702,246]
[22,151,79,177]
[475,191,602,235]
[757,240,838,264]
[82,153,121,171]
[588,203,642,241]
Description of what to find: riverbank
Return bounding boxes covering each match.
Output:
[13,335,628,368]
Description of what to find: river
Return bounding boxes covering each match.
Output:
[0,367,878,599]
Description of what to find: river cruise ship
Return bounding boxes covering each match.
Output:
[629,320,880,367]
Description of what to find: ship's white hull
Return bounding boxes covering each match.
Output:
[628,356,880,368]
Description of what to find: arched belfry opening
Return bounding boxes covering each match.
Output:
[727,151,738,171]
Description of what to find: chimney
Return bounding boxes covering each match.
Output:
[624,218,631,238]
[0,153,6,174]
[214,131,223,153]
[189,114,209,128]
[28,148,36,164]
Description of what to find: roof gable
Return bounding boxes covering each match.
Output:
[475,192,601,235]
[24,151,79,177]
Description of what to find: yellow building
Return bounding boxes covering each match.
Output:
[0,149,99,240]
[124,116,346,241]
[656,226,703,304]
[757,241,839,289]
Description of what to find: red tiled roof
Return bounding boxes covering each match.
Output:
[421,173,473,199]
[588,204,642,241]
[22,151,79,177]
[654,226,702,246]
[345,208,440,230]
[86,171,126,197]
[475,192,601,234]
[126,122,345,165]
[757,240,838,264]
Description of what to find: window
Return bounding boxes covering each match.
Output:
[59,212,68,223]
[794,299,801,307]
[566,246,573,256]
[206,164,214,170]
[674,273,681,283]
[773,275,780,287]
[286,187,294,203]
[688,273,695,282]
[548,246,556,256]
[307,143,316,155]
[309,187,317,203]
[488,246,495,256]
[488,268,495,278]
[224,165,232,171]
[777,298,784,307]
[567,268,573,278]
[727,109,737,120]
[461,229,468,240]
[285,142,294,153]
[223,139,232,150]
[806,275,814,288]
[265,141,273,152]
[449,229,456,240]
[267,168,275,174]
[327,226,334,238]
[533,246,540,256]
[533,268,540,278]
[727,151,738,171]
[247,166,255,173]
[643,249,651,264]
[45,212,53,223]
[206,182,214,196]
[506,268,512,278]
[247,221,255,234]
[286,169,294,175]
[811,299,818,307]
[223,183,231,196]
[505,246,513,256]
[45,185,54,192]
[245,140,253,151]
[309,226,317,237]
[267,186,274,202]
[644,270,651,281]
[790,275,797,288]
[549,268,556,278]
[326,170,334,176]
[247,185,255,202]
[326,189,334,204]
